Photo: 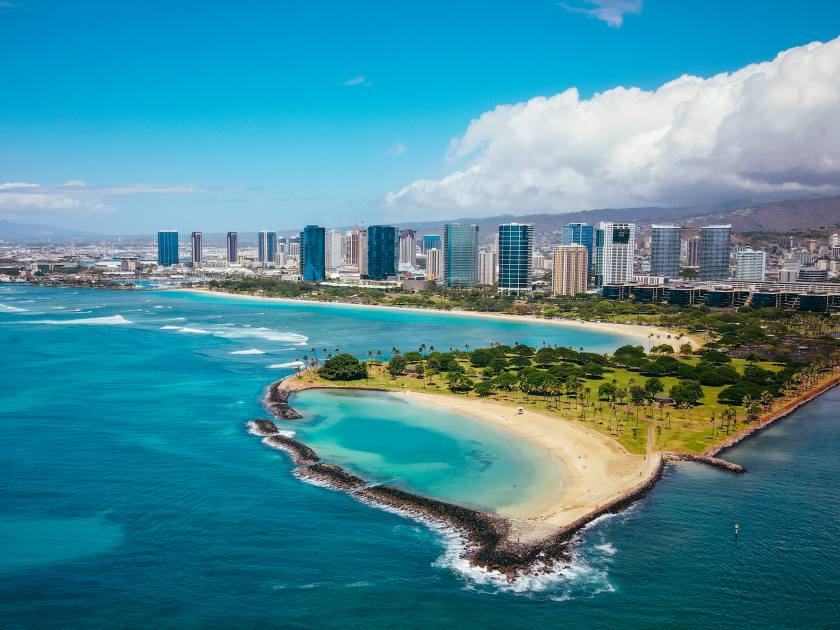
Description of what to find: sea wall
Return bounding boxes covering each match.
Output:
[705,374,839,459]
[664,452,745,473]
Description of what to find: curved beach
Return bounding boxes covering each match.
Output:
[174,287,704,350]
[255,375,663,577]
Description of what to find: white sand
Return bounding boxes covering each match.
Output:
[174,287,702,350]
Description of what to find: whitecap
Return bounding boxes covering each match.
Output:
[0,303,27,312]
[32,315,133,325]
[267,361,305,369]
[594,543,617,556]
[229,349,266,355]
[214,325,308,344]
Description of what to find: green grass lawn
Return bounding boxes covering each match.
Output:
[293,355,811,455]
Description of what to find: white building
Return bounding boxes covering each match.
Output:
[399,229,417,266]
[597,222,636,285]
[325,229,343,270]
[735,249,767,281]
[426,248,443,281]
[477,250,498,286]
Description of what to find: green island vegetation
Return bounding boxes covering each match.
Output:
[208,278,839,362]
[296,340,838,455]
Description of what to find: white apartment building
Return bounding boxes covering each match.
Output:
[735,249,767,281]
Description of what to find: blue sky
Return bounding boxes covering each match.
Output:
[2,0,840,233]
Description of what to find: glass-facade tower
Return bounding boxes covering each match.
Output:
[422,234,441,254]
[699,225,732,281]
[300,225,326,282]
[365,225,398,280]
[650,224,681,278]
[258,230,277,265]
[498,223,534,294]
[443,224,478,287]
[561,223,594,276]
[157,230,179,266]
[226,232,238,263]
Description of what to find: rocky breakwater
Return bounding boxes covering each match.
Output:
[664,452,746,473]
[245,416,669,580]
[264,379,312,420]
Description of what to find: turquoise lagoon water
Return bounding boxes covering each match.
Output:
[1,285,838,628]
[291,389,567,516]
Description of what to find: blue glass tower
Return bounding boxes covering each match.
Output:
[422,234,442,254]
[443,224,479,287]
[157,230,179,266]
[365,225,398,280]
[300,225,326,282]
[498,223,534,294]
[258,231,277,265]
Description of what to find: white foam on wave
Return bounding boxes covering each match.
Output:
[267,361,305,369]
[594,542,617,556]
[32,314,133,325]
[229,348,266,355]
[160,325,210,334]
[215,325,308,345]
[0,303,27,312]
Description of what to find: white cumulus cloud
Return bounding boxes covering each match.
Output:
[559,0,643,27]
[385,36,840,217]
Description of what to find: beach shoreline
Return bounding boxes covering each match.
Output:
[172,287,704,350]
[255,374,663,577]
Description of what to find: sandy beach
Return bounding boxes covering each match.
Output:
[395,391,661,541]
[173,287,703,350]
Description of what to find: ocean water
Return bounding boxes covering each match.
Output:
[1,285,838,628]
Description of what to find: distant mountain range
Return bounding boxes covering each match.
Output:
[0,220,103,243]
[2,195,838,245]
[400,196,840,241]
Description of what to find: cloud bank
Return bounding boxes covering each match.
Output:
[0,181,200,217]
[385,36,840,217]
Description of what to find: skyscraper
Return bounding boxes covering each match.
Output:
[258,230,277,265]
[422,234,441,254]
[686,235,700,267]
[426,248,443,281]
[561,223,594,277]
[552,244,588,296]
[699,225,732,281]
[596,222,636,285]
[443,224,479,287]
[498,223,534,294]
[650,224,681,278]
[324,229,343,270]
[157,230,179,266]
[365,225,398,280]
[477,250,498,286]
[735,249,766,281]
[226,232,238,264]
[399,229,417,266]
[190,231,203,266]
[300,225,326,282]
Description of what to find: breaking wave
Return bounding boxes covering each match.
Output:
[229,348,266,355]
[32,315,133,325]
[0,303,27,312]
[267,361,305,369]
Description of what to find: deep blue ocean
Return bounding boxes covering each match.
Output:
[1,286,838,629]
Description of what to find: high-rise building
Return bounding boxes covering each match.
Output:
[422,234,441,254]
[650,225,681,278]
[699,225,732,281]
[830,233,839,248]
[399,229,417,266]
[299,225,326,282]
[498,223,534,294]
[324,229,343,270]
[735,249,766,281]
[561,223,595,277]
[532,252,546,272]
[552,244,588,296]
[157,230,179,266]
[226,232,238,264]
[443,224,479,287]
[258,230,277,265]
[426,248,443,281]
[190,231,203,266]
[477,250,498,286]
[686,235,701,267]
[596,222,636,285]
[365,225,398,280]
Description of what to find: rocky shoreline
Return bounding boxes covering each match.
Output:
[249,380,668,579]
